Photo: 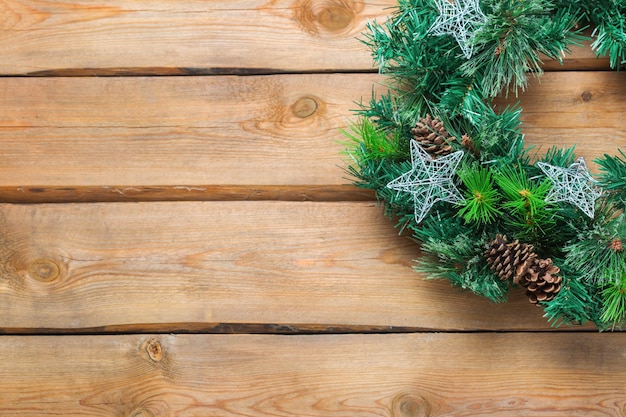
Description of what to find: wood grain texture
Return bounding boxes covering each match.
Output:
[0,201,586,332]
[0,0,390,75]
[0,1,615,75]
[0,333,624,416]
[1,71,625,202]
[2,2,623,415]
[0,74,383,193]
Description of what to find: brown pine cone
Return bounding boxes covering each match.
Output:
[411,114,455,156]
[484,234,537,283]
[518,258,562,304]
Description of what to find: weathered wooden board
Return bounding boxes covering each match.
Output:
[0,0,390,75]
[1,1,623,416]
[0,201,581,332]
[0,74,379,200]
[0,333,624,416]
[0,1,612,75]
[1,71,625,202]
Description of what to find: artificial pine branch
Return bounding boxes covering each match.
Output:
[583,0,626,68]
[539,146,578,168]
[412,215,509,301]
[465,0,584,97]
[342,118,406,164]
[458,165,502,224]
[465,103,527,163]
[564,216,626,286]
[363,0,467,110]
[600,276,626,329]
[356,90,419,136]
[495,165,554,240]
[596,150,626,210]
[542,268,602,327]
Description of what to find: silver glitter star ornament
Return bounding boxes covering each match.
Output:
[429,0,487,59]
[537,158,602,219]
[387,141,465,224]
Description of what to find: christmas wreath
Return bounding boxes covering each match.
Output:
[344,0,626,330]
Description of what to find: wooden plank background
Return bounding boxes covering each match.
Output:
[0,0,624,415]
[1,333,624,416]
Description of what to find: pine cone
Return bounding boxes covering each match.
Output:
[518,258,562,304]
[484,234,537,283]
[411,114,455,156]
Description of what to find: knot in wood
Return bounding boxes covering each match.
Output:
[391,393,432,417]
[27,259,60,282]
[146,339,163,362]
[581,91,593,102]
[129,408,155,417]
[317,5,353,31]
[292,97,318,118]
[294,0,360,35]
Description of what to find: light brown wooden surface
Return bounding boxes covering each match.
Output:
[0,0,390,75]
[0,74,383,194]
[1,333,624,416]
[1,201,570,332]
[0,0,609,75]
[1,1,625,415]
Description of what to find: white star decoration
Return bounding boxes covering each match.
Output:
[537,158,603,219]
[387,141,465,224]
[429,0,486,59]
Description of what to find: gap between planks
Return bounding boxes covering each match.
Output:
[0,322,599,336]
[0,185,375,204]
